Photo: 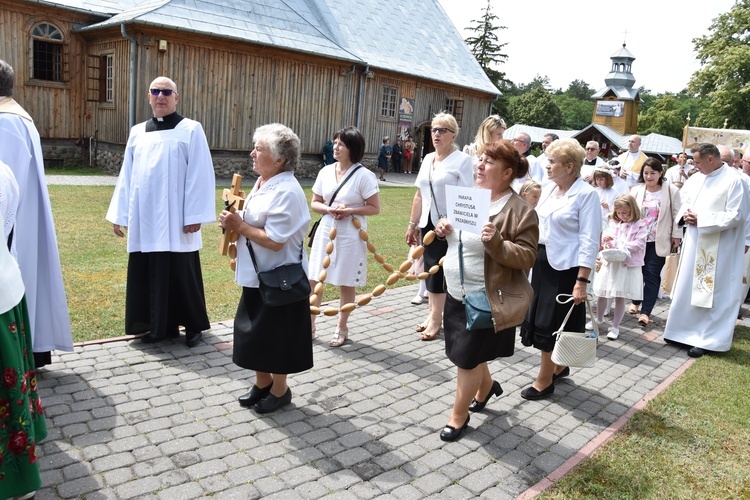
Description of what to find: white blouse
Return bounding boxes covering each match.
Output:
[235,171,311,288]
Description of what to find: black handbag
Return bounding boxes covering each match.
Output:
[458,231,494,330]
[246,238,311,307]
[307,164,363,247]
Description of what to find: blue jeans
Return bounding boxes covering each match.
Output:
[632,242,664,316]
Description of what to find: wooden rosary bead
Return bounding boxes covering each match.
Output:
[398,260,412,273]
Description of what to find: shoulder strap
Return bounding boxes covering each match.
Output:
[428,158,445,219]
[327,164,363,207]
[245,233,304,274]
[458,231,466,297]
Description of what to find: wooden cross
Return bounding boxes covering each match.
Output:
[218,173,245,257]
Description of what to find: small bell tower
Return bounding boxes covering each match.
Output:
[591,44,641,134]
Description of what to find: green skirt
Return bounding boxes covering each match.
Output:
[0,297,47,499]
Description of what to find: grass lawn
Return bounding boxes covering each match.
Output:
[49,184,416,343]
[46,165,114,176]
[541,325,750,499]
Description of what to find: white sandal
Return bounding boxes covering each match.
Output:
[329,328,349,347]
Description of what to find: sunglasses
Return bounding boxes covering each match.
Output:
[431,127,454,135]
[585,147,598,151]
[150,88,174,96]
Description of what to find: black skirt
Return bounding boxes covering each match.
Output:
[232,287,313,374]
[422,214,447,294]
[520,245,585,352]
[125,251,210,339]
[444,293,515,370]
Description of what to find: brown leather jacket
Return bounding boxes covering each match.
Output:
[483,193,539,331]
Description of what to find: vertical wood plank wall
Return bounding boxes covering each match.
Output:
[1,3,495,157]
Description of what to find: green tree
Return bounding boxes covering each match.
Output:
[564,79,595,100]
[552,94,594,130]
[508,86,564,128]
[519,75,552,93]
[464,0,508,116]
[689,0,750,129]
[637,86,657,114]
[638,94,685,138]
[674,89,709,125]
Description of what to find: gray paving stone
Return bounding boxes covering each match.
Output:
[103,467,134,487]
[133,456,176,477]
[35,286,688,499]
[61,461,94,481]
[217,484,263,499]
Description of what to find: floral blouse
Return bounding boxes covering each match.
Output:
[641,190,661,243]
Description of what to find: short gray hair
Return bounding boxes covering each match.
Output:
[0,60,14,97]
[691,143,720,160]
[253,123,301,172]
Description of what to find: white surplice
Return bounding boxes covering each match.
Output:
[106,118,216,253]
[663,166,750,351]
[0,104,74,352]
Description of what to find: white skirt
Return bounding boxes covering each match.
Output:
[592,261,643,300]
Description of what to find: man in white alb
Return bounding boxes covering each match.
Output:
[107,76,216,347]
[663,143,749,357]
[0,59,73,366]
[617,135,648,188]
[580,140,607,182]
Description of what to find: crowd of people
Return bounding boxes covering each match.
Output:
[3,63,750,497]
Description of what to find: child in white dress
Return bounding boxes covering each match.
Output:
[592,195,648,340]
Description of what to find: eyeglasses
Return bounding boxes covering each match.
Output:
[585,147,598,151]
[431,127,454,135]
[512,138,528,144]
[150,88,174,96]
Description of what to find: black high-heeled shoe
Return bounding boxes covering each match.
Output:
[468,380,503,413]
[440,414,470,442]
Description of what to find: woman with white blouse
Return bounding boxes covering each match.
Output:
[308,126,380,347]
[406,112,474,341]
[520,139,601,400]
[220,124,312,414]
[463,115,506,171]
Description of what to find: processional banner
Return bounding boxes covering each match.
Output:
[684,126,750,150]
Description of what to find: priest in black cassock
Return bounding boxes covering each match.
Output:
[106,76,216,347]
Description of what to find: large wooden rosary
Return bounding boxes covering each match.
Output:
[308,218,442,317]
[219,174,443,317]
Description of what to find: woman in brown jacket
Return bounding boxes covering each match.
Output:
[433,140,538,441]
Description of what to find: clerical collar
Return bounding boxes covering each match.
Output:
[584,159,596,165]
[145,112,184,132]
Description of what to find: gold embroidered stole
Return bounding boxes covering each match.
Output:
[690,171,730,308]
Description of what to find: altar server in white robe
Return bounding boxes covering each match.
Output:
[107,76,215,347]
[0,60,73,366]
[663,143,750,358]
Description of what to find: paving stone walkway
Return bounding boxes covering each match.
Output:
[34,283,696,499]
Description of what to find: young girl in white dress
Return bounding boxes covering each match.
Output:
[592,167,618,228]
[592,194,648,340]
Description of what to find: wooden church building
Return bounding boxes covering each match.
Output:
[0,0,499,175]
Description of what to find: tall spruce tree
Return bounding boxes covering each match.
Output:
[464,0,508,115]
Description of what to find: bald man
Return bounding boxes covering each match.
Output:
[617,135,648,188]
[106,76,216,347]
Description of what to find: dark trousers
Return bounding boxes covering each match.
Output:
[632,242,664,316]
